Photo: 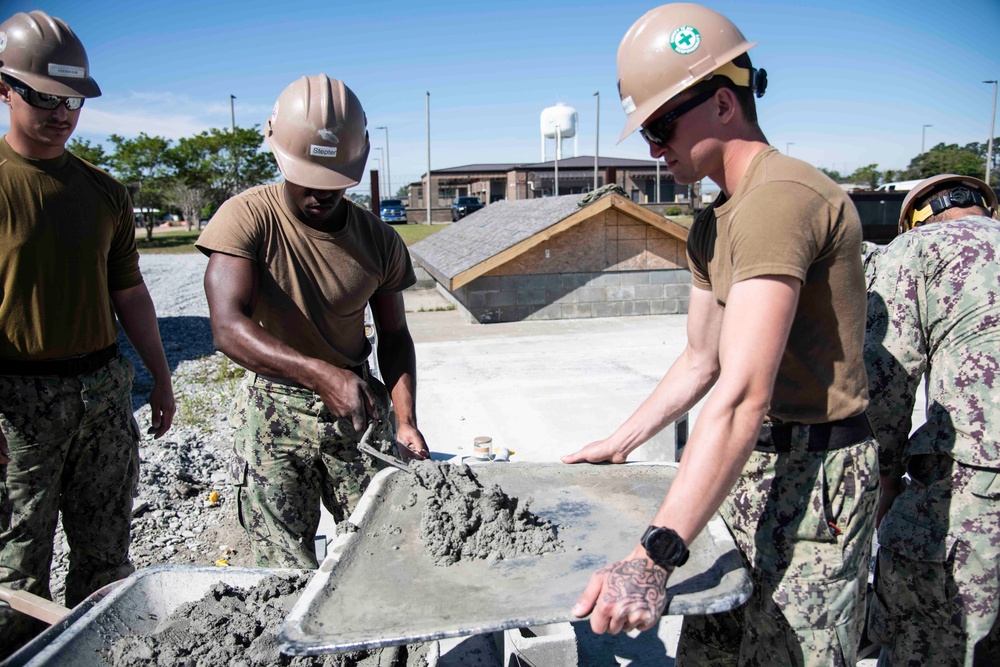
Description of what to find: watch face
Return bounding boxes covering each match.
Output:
[643,526,686,566]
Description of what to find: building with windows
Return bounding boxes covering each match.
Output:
[407,156,682,211]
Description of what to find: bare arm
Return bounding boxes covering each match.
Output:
[371,292,429,461]
[562,285,724,464]
[203,252,376,433]
[110,283,175,438]
[574,275,800,634]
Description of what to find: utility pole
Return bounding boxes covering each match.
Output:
[593,91,600,191]
[376,125,391,196]
[921,124,932,154]
[230,94,236,132]
[985,81,997,186]
[374,148,385,201]
[425,92,431,225]
[785,142,794,156]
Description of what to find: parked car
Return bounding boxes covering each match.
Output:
[451,196,484,221]
[379,199,407,224]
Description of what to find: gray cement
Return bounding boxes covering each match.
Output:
[409,461,562,566]
[101,573,430,667]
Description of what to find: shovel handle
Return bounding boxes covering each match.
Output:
[0,585,70,625]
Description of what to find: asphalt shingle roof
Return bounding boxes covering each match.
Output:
[410,194,584,281]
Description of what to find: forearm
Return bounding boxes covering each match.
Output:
[110,284,170,382]
[210,314,334,389]
[647,391,766,545]
[377,332,418,428]
[608,344,718,455]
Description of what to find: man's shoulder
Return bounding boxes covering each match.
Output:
[882,216,1000,267]
[67,153,130,196]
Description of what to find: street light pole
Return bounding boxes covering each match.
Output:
[230,94,236,132]
[921,124,932,154]
[984,81,997,186]
[593,91,600,191]
[425,92,431,225]
[786,142,795,156]
[375,125,391,197]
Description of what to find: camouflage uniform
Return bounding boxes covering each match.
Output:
[0,355,140,652]
[230,369,395,569]
[677,437,879,666]
[864,216,1000,666]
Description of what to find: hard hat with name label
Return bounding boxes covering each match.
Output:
[899,174,998,233]
[616,3,761,143]
[266,75,370,190]
[0,10,100,98]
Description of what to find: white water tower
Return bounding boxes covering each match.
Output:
[541,103,578,161]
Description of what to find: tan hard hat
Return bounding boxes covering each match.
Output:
[266,75,370,190]
[0,10,100,98]
[899,174,999,233]
[616,3,756,142]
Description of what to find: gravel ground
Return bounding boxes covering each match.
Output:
[50,253,256,606]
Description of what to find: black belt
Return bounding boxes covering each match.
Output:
[2,343,120,377]
[755,412,871,453]
[256,364,368,388]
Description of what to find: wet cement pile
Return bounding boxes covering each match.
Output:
[101,573,429,666]
[409,461,563,566]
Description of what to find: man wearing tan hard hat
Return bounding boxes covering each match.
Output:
[0,10,175,658]
[563,4,876,663]
[864,173,1000,665]
[197,75,429,569]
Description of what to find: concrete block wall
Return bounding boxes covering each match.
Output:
[454,269,691,323]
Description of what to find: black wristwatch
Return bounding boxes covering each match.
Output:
[641,525,689,569]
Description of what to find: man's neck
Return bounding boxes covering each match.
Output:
[4,131,66,160]
[710,137,770,198]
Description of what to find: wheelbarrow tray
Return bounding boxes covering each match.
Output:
[281,461,752,655]
[5,565,306,667]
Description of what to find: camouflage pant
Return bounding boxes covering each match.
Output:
[869,453,1000,667]
[0,356,140,658]
[229,370,394,569]
[677,437,879,667]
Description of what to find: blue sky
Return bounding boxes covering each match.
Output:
[2,0,998,196]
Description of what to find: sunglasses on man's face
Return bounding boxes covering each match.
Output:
[639,88,718,147]
[1,75,84,111]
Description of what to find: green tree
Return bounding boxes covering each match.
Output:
[850,163,882,190]
[162,178,211,232]
[348,193,370,207]
[394,185,409,198]
[819,167,843,182]
[67,138,109,169]
[167,125,278,213]
[108,132,172,241]
[903,142,984,180]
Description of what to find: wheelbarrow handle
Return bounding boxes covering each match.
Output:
[0,585,70,625]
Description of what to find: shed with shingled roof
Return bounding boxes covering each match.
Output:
[410,191,691,323]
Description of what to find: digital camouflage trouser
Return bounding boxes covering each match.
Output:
[0,356,140,659]
[229,370,395,569]
[869,453,1000,667]
[677,437,879,667]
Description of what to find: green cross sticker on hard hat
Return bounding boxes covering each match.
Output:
[670,25,701,54]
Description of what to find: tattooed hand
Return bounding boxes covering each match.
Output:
[572,548,671,634]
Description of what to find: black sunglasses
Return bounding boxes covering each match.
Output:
[1,74,84,111]
[639,87,718,147]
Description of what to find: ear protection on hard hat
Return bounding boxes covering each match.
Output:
[710,61,768,98]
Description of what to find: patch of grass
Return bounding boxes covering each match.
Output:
[136,229,203,255]
[176,354,245,432]
[134,221,446,254]
[392,223,448,245]
[417,304,456,312]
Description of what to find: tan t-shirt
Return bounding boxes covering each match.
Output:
[687,147,868,423]
[196,183,416,368]
[0,138,142,361]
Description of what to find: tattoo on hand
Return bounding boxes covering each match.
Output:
[599,559,669,620]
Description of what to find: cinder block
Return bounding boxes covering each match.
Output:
[471,276,501,291]
[484,291,516,308]
[621,272,651,286]
[504,624,578,667]
[592,301,622,318]
[561,303,594,319]
[635,284,666,300]
[516,288,547,306]
[605,285,636,300]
